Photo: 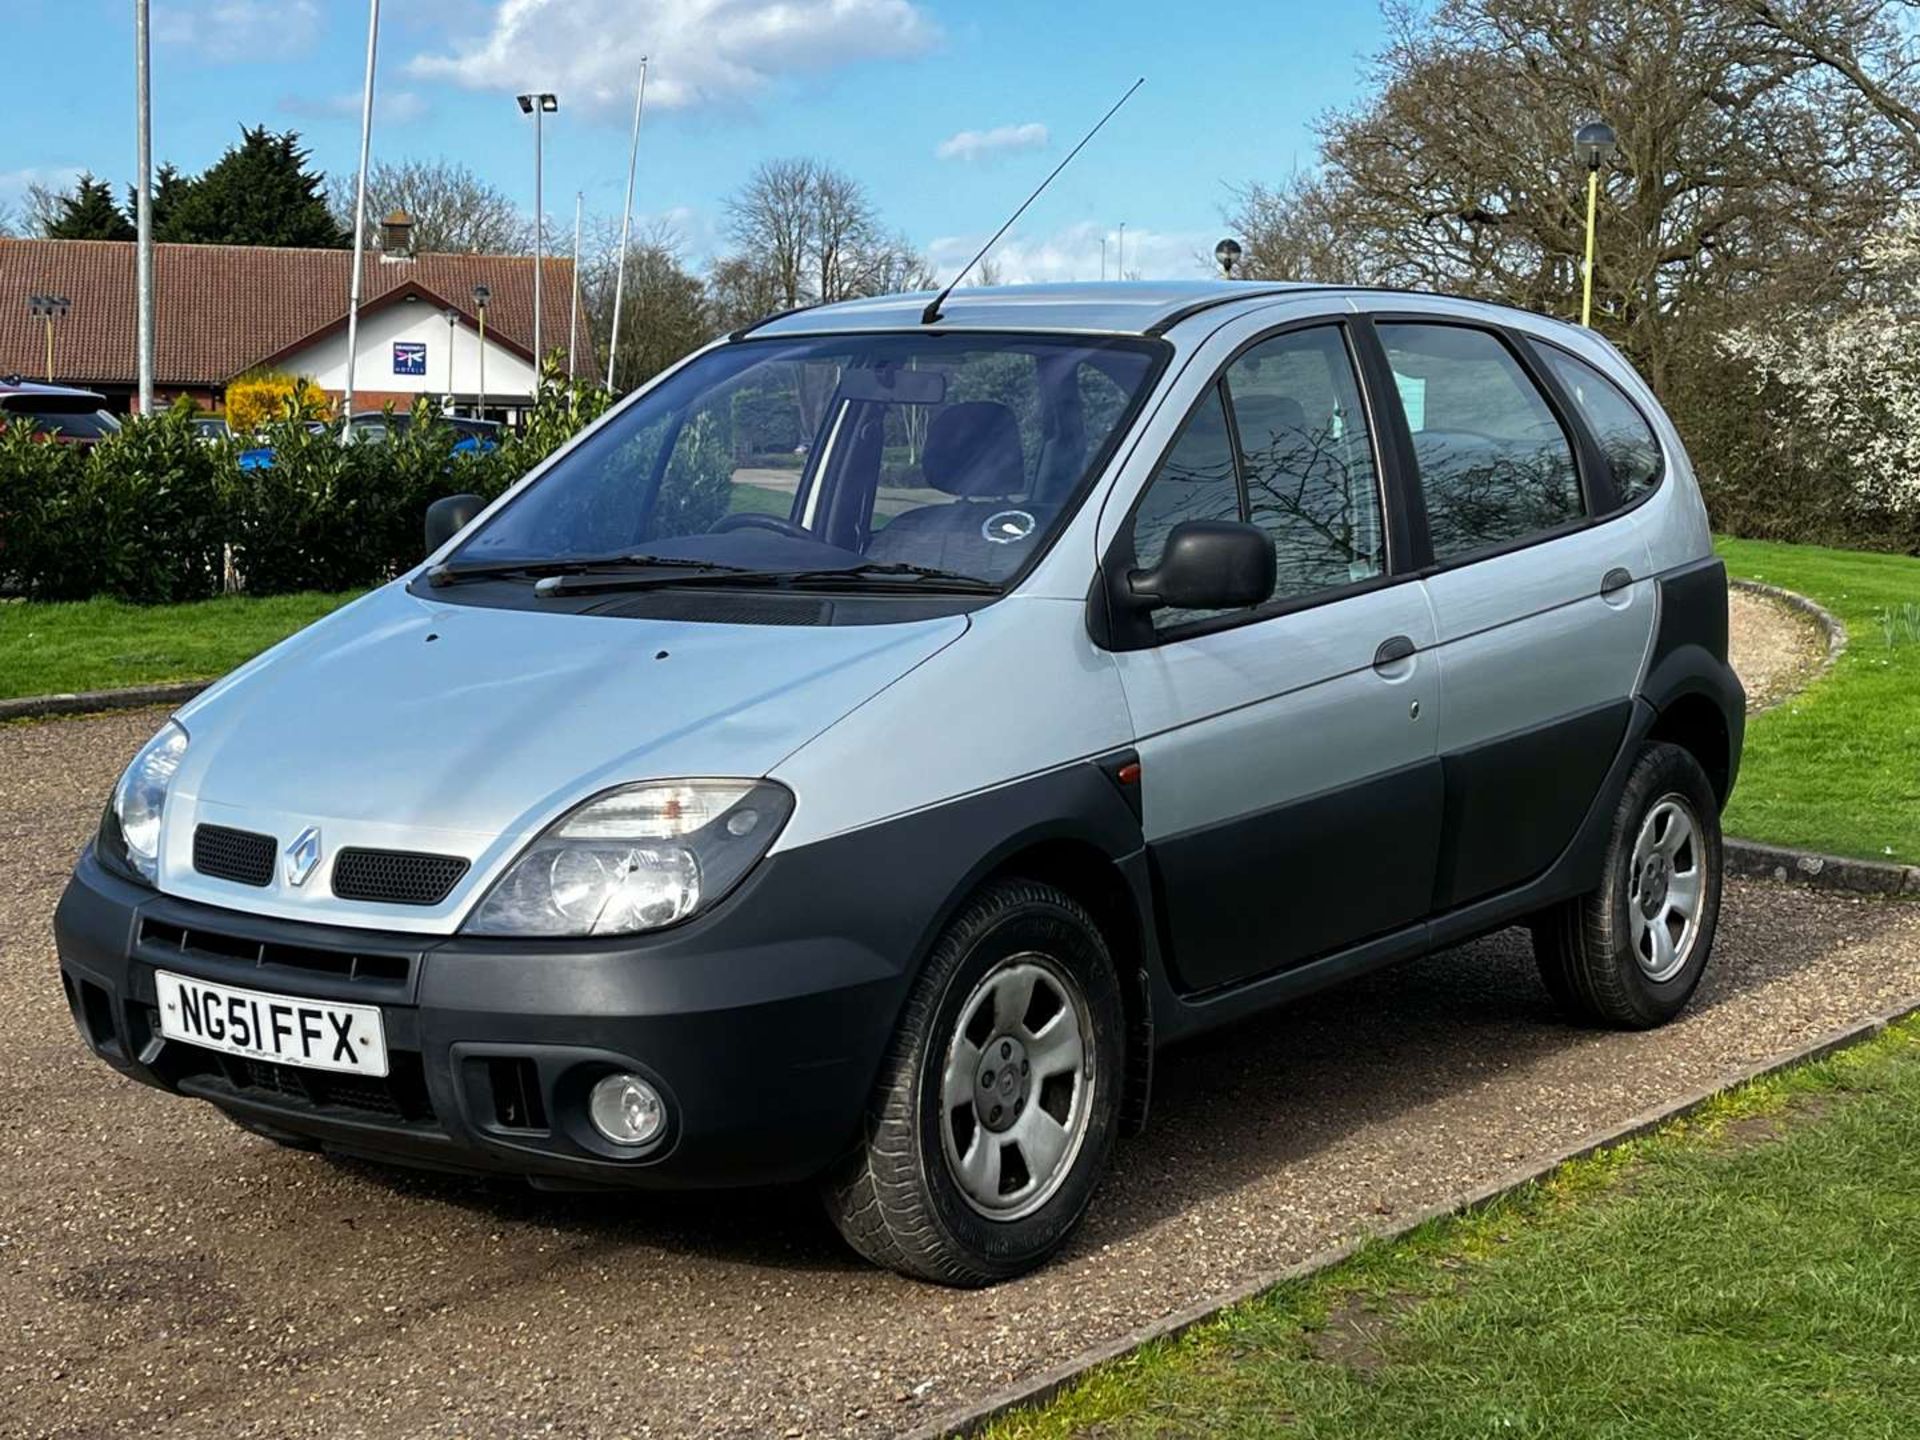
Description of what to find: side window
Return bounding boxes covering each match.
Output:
[1130,383,1241,630]
[1538,346,1663,506]
[1377,323,1583,564]
[1225,326,1385,599]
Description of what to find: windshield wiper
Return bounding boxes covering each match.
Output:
[427,553,749,587]
[534,560,1002,598]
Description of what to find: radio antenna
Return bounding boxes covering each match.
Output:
[921,76,1146,325]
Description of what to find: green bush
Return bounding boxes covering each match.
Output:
[0,373,610,603]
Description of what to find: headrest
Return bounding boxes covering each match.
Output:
[922,401,1026,496]
[1233,393,1308,454]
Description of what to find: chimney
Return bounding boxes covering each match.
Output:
[379,211,416,261]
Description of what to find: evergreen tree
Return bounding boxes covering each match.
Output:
[125,163,189,235]
[159,127,346,247]
[45,174,135,241]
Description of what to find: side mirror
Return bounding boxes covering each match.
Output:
[424,493,485,556]
[1126,520,1275,613]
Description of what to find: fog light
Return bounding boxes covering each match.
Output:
[588,1072,665,1146]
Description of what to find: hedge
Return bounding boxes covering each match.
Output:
[0,380,610,604]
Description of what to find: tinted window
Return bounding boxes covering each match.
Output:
[1226,327,1384,599]
[1378,323,1583,563]
[1130,384,1241,629]
[1540,347,1662,505]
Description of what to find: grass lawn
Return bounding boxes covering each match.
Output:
[0,591,362,700]
[1716,537,1920,864]
[988,1018,1920,1440]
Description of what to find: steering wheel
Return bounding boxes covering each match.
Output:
[708,512,812,539]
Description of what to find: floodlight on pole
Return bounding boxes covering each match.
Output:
[28,293,71,381]
[607,54,649,391]
[517,92,559,380]
[1574,120,1617,328]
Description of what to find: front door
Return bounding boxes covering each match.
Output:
[1107,323,1441,993]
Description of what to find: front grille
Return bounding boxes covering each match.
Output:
[331,848,469,906]
[192,824,276,887]
[139,916,412,986]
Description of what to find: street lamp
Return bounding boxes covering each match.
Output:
[27,293,71,382]
[1574,120,1617,328]
[1214,238,1244,278]
[517,91,559,377]
[472,284,491,420]
[444,307,460,410]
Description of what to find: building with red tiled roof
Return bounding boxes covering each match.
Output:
[0,220,595,421]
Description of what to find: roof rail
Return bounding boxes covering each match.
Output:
[1142,285,1307,337]
[729,301,826,343]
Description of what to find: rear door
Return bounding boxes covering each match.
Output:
[1362,314,1655,910]
[1105,319,1442,993]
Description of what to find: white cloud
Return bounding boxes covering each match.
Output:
[154,0,322,62]
[408,0,939,116]
[927,221,1218,285]
[280,90,431,125]
[936,122,1048,162]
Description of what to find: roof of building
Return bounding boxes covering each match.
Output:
[0,238,594,390]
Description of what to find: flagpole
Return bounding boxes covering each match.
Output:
[341,0,380,430]
[606,54,648,391]
[134,0,155,415]
[569,190,581,377]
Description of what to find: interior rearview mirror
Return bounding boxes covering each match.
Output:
[1125,520,1275,613]
[424,493,486,556]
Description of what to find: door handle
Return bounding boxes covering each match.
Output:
[1600,567,1633,596]
[1373,634,1416,670]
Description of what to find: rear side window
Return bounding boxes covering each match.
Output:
[1538,347,1663,506]
[1377,323,1583,564]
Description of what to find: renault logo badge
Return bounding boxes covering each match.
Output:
[284,826,323,888]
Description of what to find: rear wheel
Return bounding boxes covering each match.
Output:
[1532,741,1723,1028]
[824,879,1123,1286]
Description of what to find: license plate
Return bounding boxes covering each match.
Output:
[155,971,389,1078]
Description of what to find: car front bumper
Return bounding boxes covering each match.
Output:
[54,845,908,1189]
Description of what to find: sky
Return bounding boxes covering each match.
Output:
[0,0,1388,284]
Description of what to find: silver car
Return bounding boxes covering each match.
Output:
[57,281,1743,1285]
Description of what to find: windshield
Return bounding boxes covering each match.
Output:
[449,332,1163,588]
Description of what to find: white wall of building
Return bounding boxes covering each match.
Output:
[287,297,538,406]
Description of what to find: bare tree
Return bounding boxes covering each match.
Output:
[719,157,932,314]
[328,159,531,254]
[1224,172,1368,285]
[578,217,712,391]
[1231,0,1920,391]
[20,182,70,237]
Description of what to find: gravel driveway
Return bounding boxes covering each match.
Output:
[4,708,1917,1440]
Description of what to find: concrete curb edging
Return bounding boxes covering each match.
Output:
[908,993,1920,1440]
[1730,577,1848,710]
[0,680,207,723]
[1725,837,1920,896]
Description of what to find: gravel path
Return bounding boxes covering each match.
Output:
[5,693,1917,1439]
[1727,587,1827,711]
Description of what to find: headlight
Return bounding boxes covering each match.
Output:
[103,720,188,883]
[465,780,794,937]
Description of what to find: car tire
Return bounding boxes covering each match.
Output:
[1532,741,1723,1029]
[823,878,1124,1286]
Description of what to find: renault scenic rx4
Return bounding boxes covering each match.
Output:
[57,282,1742,1285]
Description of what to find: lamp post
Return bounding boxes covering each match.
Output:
[444,307,460,410]
[1574,120,1617,328]
[516,91,558,378]
[27,293,71,381]
[1116,221,1126,281]
[1214,238,1243,278]
[472,284,491,420]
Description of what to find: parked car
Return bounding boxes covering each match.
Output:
[55,282,1742,1286]
[191,416,232,443]
[0,378,121,444]
[236,420,332,470]
[347,411,501,455]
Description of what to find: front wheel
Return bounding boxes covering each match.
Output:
[824,879,1124,1286]
[1532,741,1724,1028]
